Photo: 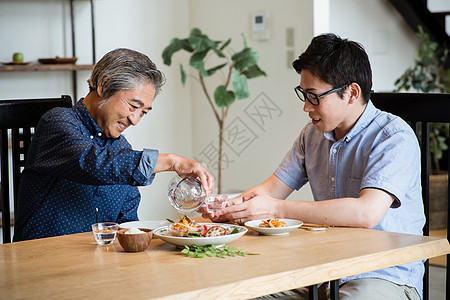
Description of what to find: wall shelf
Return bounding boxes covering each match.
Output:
[0,64,94,72]
[0,0,96,100]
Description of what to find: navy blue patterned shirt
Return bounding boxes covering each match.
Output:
[13,99,159,241]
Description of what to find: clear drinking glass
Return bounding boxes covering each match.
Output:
[92,222,119,245]
[204,194,228,214]
[168,175,206,214]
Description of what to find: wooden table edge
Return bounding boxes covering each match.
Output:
[153,238,450,300]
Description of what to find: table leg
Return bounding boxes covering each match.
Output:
[330,280,339,300]
[308,285,318,300]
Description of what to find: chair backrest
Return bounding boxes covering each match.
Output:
[0,95,73,243]
[371,92,450,300]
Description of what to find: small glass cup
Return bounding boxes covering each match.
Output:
[204,194,228,214]
[92,222,119,245]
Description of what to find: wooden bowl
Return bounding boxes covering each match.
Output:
[117,228,153,252]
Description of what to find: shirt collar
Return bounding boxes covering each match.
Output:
[73,99,106,139]
[324,100,378,143]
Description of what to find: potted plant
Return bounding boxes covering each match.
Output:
[162,28,266,193]
[394,26,449,229]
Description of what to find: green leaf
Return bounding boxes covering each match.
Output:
[180,39,195,52]
[219,38,232,51]
[232,70,250,100]
[214,85,235,107]
[212,48,226,58]
[188,232,201,237]
[189,50,209,72]
[205,63,227,77]
[162,38,183,66]
[180,64,186,86]
[241,33,248,48]
[190,28,202,36]
[188,29,217,52]
[243,64,267,79]
[232,48,259,70]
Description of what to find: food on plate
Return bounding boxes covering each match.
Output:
[167,215,239,238]
[259,219,287,228]
[204,226,228,237]
[167,215,203,237]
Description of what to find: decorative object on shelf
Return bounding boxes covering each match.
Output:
[162,28,267,193]
[394,26,449,229]
[12,52,24,63]
[38,57,78,64]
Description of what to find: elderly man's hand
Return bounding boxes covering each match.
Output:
[155,153,215,195]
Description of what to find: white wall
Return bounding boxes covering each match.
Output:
[328,0,419,92]
[189,0,314,201]
[1,0,423,221]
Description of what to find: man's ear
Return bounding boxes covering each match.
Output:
[96,76,108,98]
[348,82,361,104]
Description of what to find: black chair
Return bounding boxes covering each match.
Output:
[0,95,73,244]
[307,92,449,300]
[371,92,450,300]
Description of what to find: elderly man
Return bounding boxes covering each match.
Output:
[14,48,214,241]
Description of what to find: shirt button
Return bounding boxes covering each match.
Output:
[90,135,94,139]
[332,149,337,154]
[97,132,102,137]
[331,177,335,182]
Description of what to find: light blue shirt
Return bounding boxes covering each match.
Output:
[274,101,425,296]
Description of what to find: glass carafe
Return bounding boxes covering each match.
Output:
[168,175,206,214]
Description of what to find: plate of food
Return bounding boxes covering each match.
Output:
[153,216,247,247]
[119,220,170,230]
[245,219,303,235]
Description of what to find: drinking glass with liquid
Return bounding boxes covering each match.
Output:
[92,222,119,245]
[205,194,228,214]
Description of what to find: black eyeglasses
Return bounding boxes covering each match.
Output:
[294,84,349,106]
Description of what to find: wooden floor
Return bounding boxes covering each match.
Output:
[430,228,447,267]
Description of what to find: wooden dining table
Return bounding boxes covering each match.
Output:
[1,219,449,300]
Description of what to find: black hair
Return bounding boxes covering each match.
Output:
[292,33,372,103]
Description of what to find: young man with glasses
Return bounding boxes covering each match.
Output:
[206,34,424,299]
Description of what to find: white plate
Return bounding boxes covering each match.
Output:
[153,223,247,247]
[245,219,303,235]
[119,220,170,230]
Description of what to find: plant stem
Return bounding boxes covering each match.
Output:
[225,64,234,87]
[198,66,233,193]
[218,115,224,194]
[199,72,221,124]
[217,106,230,194]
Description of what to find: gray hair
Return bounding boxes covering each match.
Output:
[88,48,165,102]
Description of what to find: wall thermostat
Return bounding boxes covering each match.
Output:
[252,12,270,40]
